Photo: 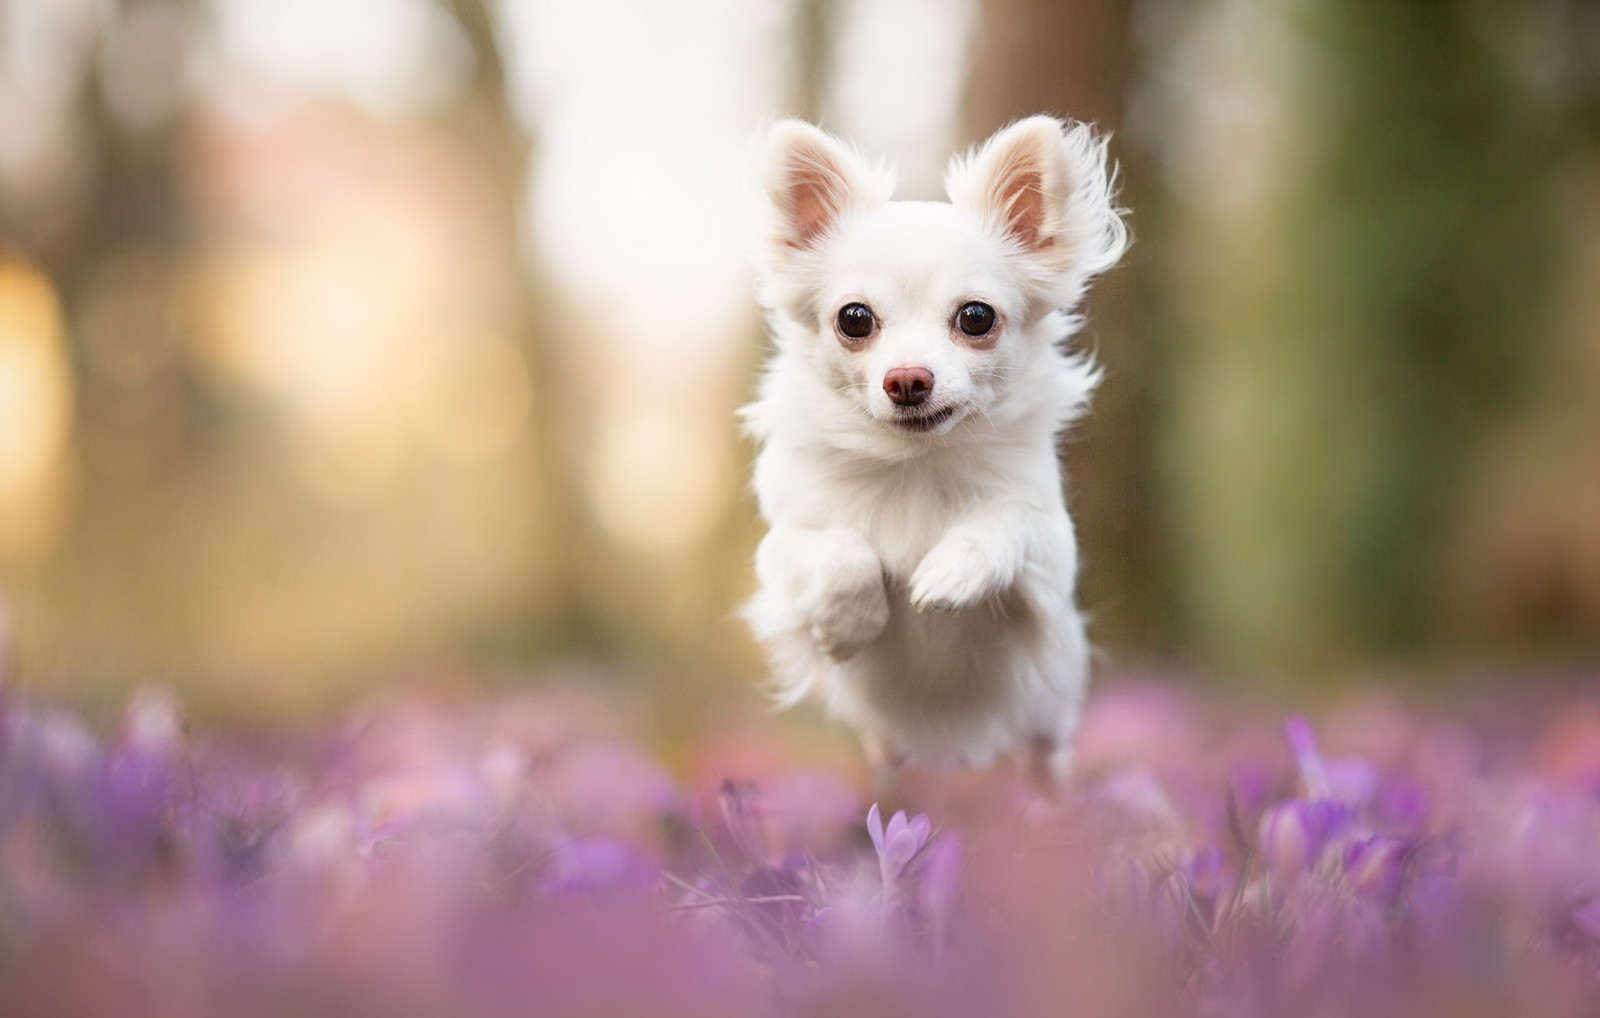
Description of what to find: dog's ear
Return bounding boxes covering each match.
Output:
[762,120,893,258]
[946,116,1127,291]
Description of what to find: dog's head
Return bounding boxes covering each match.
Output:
[754,117,1126,440]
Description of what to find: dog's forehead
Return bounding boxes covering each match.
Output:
[829,201,1012,305]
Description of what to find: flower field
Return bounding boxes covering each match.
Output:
[3,678,1600,1017]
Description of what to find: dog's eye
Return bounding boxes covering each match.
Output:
[956,302,996,337]
[836,302,876,341]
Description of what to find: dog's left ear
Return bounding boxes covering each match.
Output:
[946,116,1127,295]
[760,120,895,263]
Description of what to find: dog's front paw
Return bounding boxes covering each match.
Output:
[807,549,890,661]
[909,533,1008,613]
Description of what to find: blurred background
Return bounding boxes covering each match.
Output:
[0,0,1597,720]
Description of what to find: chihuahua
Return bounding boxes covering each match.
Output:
[742,116,1127,786]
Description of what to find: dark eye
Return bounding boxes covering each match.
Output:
[956,301,996,337]
[836,302,876,341]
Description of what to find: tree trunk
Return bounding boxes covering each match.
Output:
[959,0,1173,656]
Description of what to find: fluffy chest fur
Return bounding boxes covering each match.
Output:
[746,340,1085,578]
[745,343,1092,766]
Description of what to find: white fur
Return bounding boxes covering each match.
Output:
[742,117,1128,772]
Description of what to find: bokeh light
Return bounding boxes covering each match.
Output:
[0,256,73,565]
[0,0,1595,706]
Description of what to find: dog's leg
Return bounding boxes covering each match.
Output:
[908,507,1034,614]
[1026,736,1073,801]
[756,524,889,660]
[860,730,907,797]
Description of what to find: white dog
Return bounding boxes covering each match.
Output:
[742,116,1128,785]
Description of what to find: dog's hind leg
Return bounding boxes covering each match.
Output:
[860,730,908,797]
[1026,735,1074,801]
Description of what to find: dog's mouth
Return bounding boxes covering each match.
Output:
[891,405,958,433]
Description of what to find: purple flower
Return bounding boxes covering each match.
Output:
[14,678,1600,1015]
[1180,842,1228,899]
[538,836,660,897]
[1374,778,1431,832]
[1342,835,1415,904]
[1285,715,1330,798]
[1323,759,1379,806]
[1259,801,1325,879]
[866,803,932,889]
[1286,716,1378,805]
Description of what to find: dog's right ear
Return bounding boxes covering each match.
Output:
[761,121,893,260]
[946,116,1127,308]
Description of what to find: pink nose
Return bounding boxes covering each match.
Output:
[883,366,933,407]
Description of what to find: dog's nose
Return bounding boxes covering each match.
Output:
[883,366,933,407]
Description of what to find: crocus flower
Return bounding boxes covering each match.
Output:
[538,836,660,896]
[1259,800,1325,880]
[1342,835,1415,904]
[3,679,1600,1017]
[1285,716,1331,798]
[865,803,932,889]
